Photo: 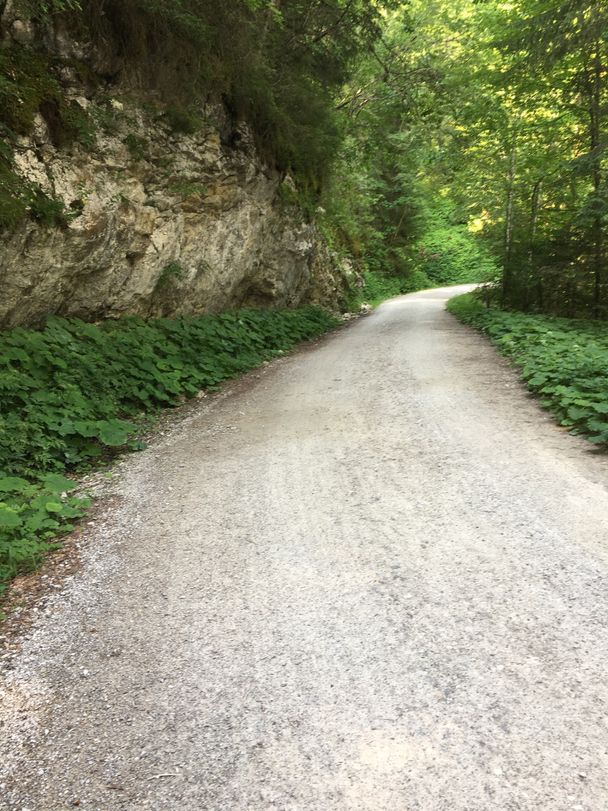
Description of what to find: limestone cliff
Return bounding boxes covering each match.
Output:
[0,3,353,328]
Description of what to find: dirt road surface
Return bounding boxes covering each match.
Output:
[2,285,608,810]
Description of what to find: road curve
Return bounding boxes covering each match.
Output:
[2,285,608,810]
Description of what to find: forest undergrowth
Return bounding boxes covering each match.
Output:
[449,293,608,447]
[0,307,338,595]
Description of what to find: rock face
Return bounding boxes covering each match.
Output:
[0,8,351,327]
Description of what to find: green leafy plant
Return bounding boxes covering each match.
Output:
[0,474,90,587]
[0,306,339,593]
[123,133,148,161]
[163,107,202,136]
[167,179,207,199]
[155,261,184,292]
[448,293,608,446]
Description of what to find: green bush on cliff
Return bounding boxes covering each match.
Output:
[0,44,96,230]
[62,0,388,180]
[0,306,338,592]
[0,45,94,143]
[0,148,73,230]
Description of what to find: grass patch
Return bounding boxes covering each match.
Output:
[0,306,339,593]
[448,293,608,447]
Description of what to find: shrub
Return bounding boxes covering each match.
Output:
[0,161,29,229]
[155,261,184,292]
[29,188,72,226]
[0,45,94,145]
[123,133,148,161]
[163,107,203,136]
[0,151,73,230]
[0,474,90,588]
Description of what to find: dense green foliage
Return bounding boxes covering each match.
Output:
[69,0,392,180]
[0,474,90,596]
[374,0,608,318]
[411,214,498,286]
[319,0,608,316]
[490,0,608,317]
[0,307,338,592]
[316,3,501,292]
[448,294,608,444]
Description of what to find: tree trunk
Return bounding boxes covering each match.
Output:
[529,179,543,310]
[589,41,604,318]
[501,142,517,307]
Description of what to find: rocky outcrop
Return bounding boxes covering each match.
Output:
[0,5,352,327]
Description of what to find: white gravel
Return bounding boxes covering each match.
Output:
[1,284,608,810]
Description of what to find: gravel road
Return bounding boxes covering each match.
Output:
[2,284,608,811]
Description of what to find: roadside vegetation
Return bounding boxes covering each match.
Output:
[449,294,608,446]
[0,307,338,593]
[345,209,498,309]
[348,270,432,309]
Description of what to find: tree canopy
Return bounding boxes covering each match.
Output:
[328,0,608,317]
